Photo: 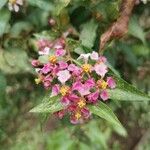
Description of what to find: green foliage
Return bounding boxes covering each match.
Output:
[108,76,150,101]
[30,95,63,113]
[89,102,127,137]
[0,9,10,37]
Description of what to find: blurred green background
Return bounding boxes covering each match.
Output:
[0,0,150,150]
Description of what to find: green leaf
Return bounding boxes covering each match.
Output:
[80,19,98,49]
[108,76,150,101]
[30,95,63,113]
[0,48,32,74]
[10,21,33,37]
[89,102,127,136]
[0,9,10,37]
[0,0,7,9]
[55,0,71,16]
[129,16,146,45]
[27,0,54,11]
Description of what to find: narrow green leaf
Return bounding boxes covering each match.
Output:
[30,95,63,113]
[108,76,150,101]
[80,19,98,49]
[89,102,127,136]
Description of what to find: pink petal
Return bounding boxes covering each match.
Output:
[100,90,109,101]
[41,63,52,74]
[57,70,71,83]
[58,61,68,70]
[55,48,66,56]
[81,108,91,119]
[51,84,60,96]
[107,77,116,89]
[31,59,40,67]
[85,78,95,88]
[87,91,99,103]
[61,96,70,106]
[94,63,108,77]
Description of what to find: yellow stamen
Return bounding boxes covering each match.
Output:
[35,78,41,84]
[75,112,81,120]
[9,0,16,4]
[97,80,108,89]
[60,86,70,96]
[49,55,57,63]
[77,99,86,108]
[82,64,91,73]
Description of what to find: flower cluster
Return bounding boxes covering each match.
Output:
[32,38,116,124]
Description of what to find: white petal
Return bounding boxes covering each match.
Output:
[14,4,19,12]
[8,3,13,11]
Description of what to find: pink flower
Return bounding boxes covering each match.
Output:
[100,90,109,101]
[39,47,50,55]
[31,59,40,67]
[90,51,99,60]
[41,63,52,74]
[55,49,66,56]
[70,116,79,124]
[99,56,107,63]
[51,65,59,76]
[107,77,116,89]
[58,61,68,70]
[57,70,71,84]
[68,94,79,102]
[43,75,52,89]
[68,64,82,76]
[94,63,108,77]
[78,84,91,96]
[61,96,70,106]
[87,91,99,103]
[51,84,60,96]
[72,81,83,91]
[85,78,95,88]
[81,108,91,118]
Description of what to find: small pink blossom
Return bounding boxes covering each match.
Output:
[100,90,109,101]
[87,91,99,103]
[94,63,108,77]
[70,116,79,124]
[107,77,116,89]
[31,59,40,67]
[55,110,65,119]
[72,81,82,91]
[68,64,82,76]
[58,61,68,70]
[55,48,66,56]
[61,96,70,106]
[90,51,99,60]
[41,63,52,74]
[78,84,91,96]
[81,108,91,118]
[57,70,71,84]
[85,78,95,88]
[99,56,107,63]
[51,84,60,96]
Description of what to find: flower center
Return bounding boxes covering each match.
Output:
[75,112,81,120]
[60,86,70,96]
[77,99,86,108]
[97,80,108,89]
[82,64,91,73]
[35,78,41,84]
[9,0,17,4]
[49,55,57,63]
